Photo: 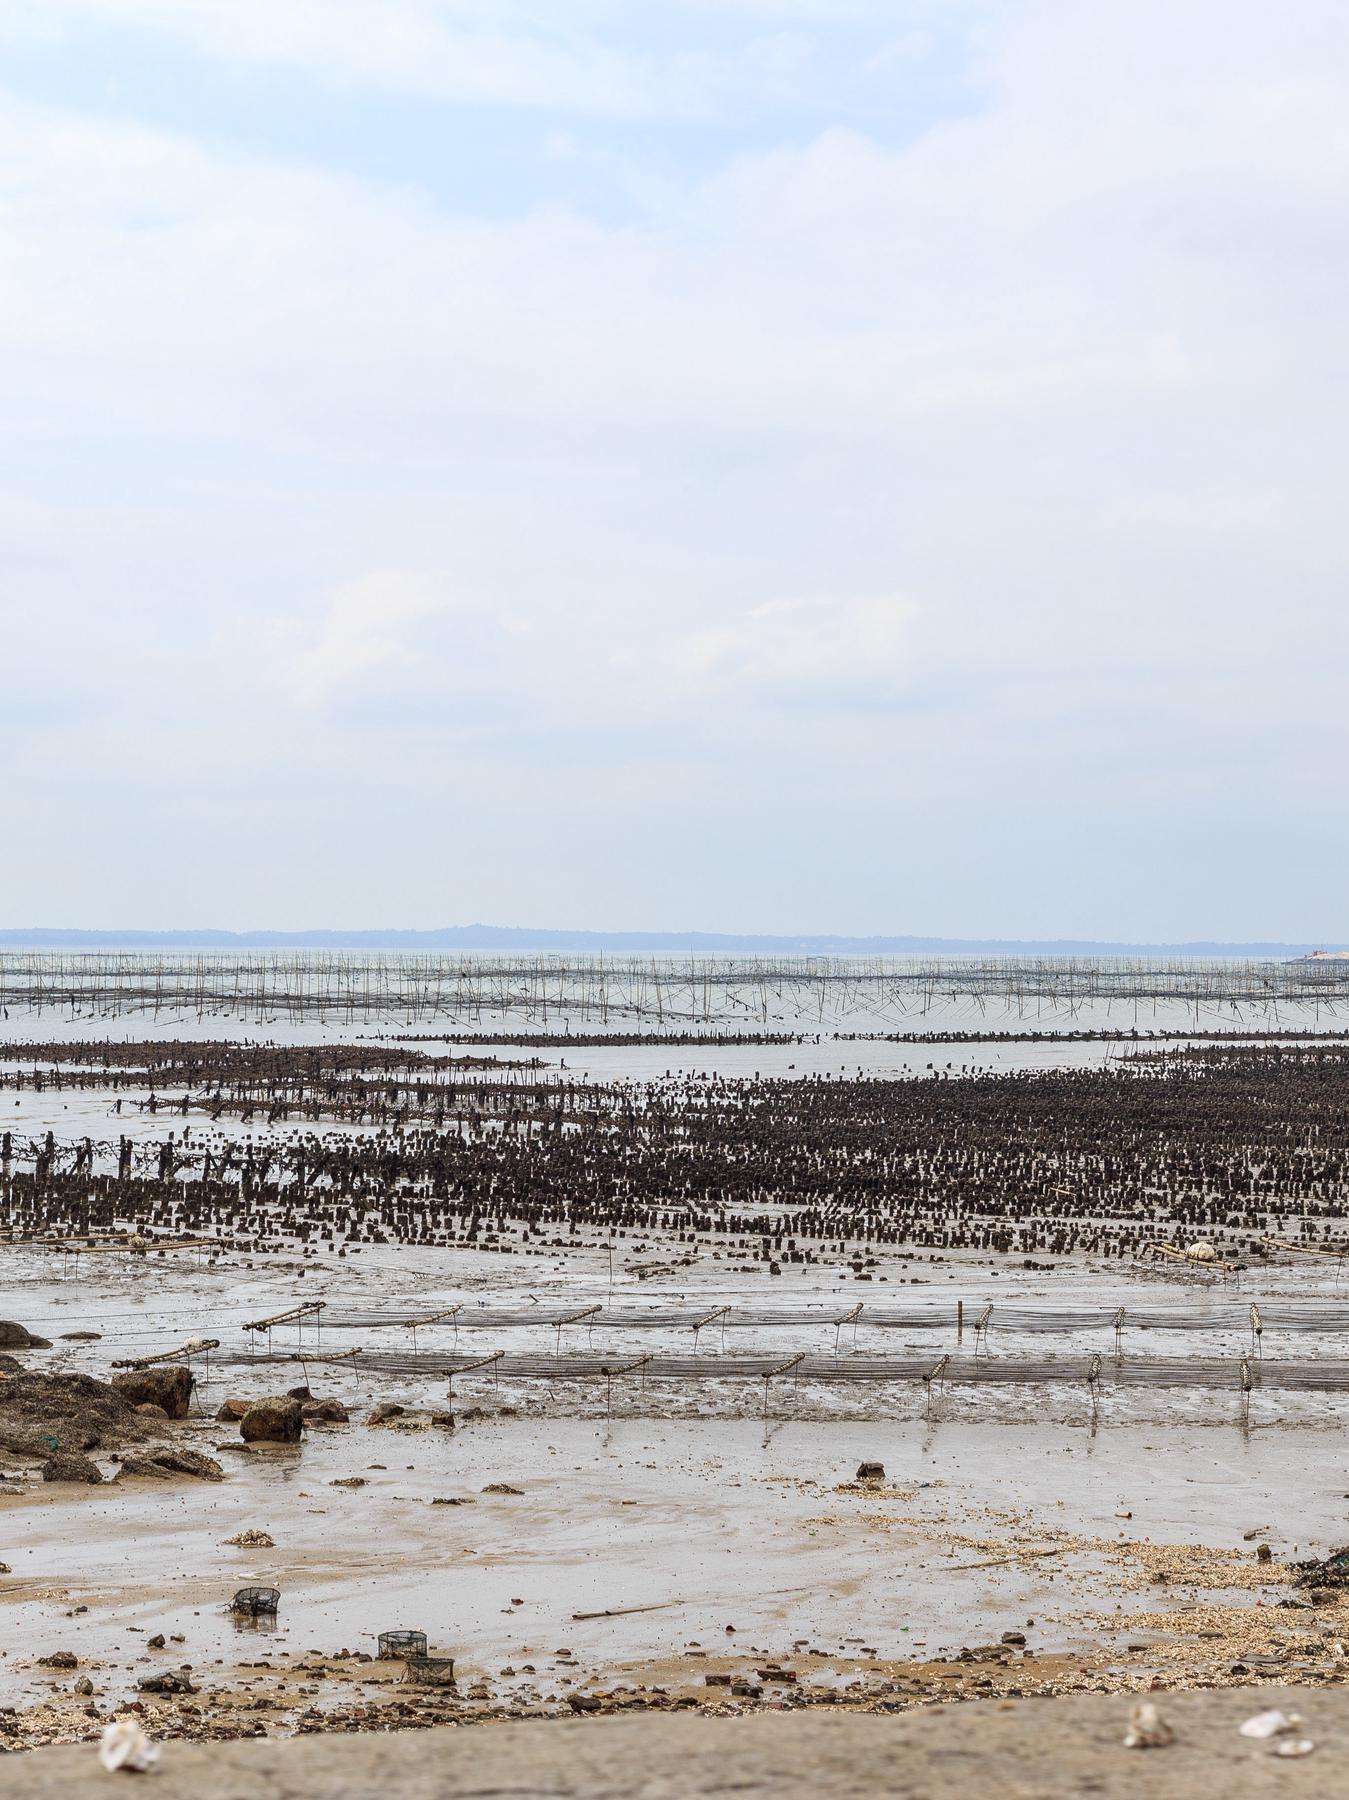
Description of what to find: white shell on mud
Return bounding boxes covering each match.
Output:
[98,1719,160,1773]
[1122,1701,1174,1748]
[1239,1709,1301,1740]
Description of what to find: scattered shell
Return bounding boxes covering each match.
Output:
[1123,1701,1173,1748]
[98,1719,159,1773]
[223,1530,274,1548]
[1273,1739,1315,1759]
[1239,1710,1301,1740]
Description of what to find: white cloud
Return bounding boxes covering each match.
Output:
[0,0,984,116]
[0,0,687,115]
[262,572,446,708]
[4,0,1349,932]
[676,596,919,703]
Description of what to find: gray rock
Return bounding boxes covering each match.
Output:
[0,1370,144,1457]
[301,1397,349,1424]
[138,1668,196,1695]
[117,1445,225,1482]
[240,1398,304,1444]
[111,1365,194,1420]
[0,1322,50,1350]
[40,1453,103,1484]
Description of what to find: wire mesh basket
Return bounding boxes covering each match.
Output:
[403,1654,456,1686]
[231,1586,281,1616]
[378,1630,428,1660]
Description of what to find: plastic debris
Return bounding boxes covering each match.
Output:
[98,1719,159,1774]
[1123,1701,1173,1748]
[1239,1709,1301,1739]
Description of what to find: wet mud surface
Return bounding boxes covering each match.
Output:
[3,1004,1349,1753]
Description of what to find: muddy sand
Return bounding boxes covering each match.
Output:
[4,1004,1349,1760]
[2,1240,1349,1752]
[6,1688,1347,1799]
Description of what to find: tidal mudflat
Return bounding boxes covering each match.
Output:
[3,976,1349,1749]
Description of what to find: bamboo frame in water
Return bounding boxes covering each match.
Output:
[3,950,1349,1026]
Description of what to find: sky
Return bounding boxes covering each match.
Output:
[2,1,1347,939]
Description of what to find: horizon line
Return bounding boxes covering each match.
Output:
[0,926,1340,957]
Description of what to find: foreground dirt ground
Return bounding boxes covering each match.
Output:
[3,1686,1344,1798]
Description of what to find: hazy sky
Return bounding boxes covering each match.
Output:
[3,2,1346,937]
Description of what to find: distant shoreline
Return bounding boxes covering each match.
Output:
[0,927,1339,957]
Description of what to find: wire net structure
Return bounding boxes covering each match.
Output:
[217,1347,1349,1393]
[319,1300,1349,1337]
[231,1586,280,1616]
[378,1631,428,1660]
[403,1655,456,1686]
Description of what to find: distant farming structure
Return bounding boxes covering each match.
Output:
[1,951,1349,1027]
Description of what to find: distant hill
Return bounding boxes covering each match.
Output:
[0,926,1336,957]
